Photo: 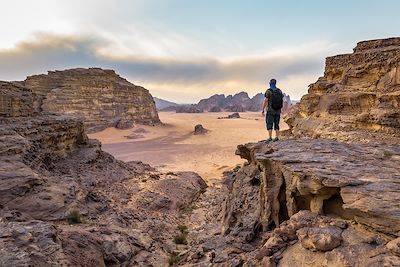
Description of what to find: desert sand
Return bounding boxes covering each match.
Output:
[89,112,288,184]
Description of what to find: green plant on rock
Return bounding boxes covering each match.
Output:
[168,252,182,266]
[178,224,188,234]
[173,224,189,245]
[383,150,394,159]
[67,210,82,224]
[181,206,194,215]
[233,164,241,172]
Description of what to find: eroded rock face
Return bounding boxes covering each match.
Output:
[214,139,400,265]
[231,140,400,237]
[22,68,160,132]
[0,82,206,266]
[285,37,400,144]
[0,81,34,117]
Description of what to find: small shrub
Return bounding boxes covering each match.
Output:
[168,252,182,266]
[67,210,82,224]
[233,164,241,172]
[178,225,189,234]
[181,206,194,215]
[383,150,394,159]
[173,233,188,245]
[173,224,189,245]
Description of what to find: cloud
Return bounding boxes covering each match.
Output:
[0,33,331,102]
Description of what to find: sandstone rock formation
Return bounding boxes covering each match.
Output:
[0,82,206,266]
[197,139,400,266]
[21,68,160,132]
[285,37,400,144]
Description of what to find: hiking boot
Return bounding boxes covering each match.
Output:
[265,138,273,144]
[273,137,279,142]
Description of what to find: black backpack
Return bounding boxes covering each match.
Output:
[268,88,283,110]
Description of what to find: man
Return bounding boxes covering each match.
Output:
[261,78,284,143]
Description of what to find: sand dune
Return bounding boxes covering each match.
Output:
[89,112,287,184]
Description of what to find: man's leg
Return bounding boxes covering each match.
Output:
[266,112,273,142]
[274,113,281,141]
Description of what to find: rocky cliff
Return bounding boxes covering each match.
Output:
[286,37,400,144]
[0,81,206,266]
[22,68,160,132]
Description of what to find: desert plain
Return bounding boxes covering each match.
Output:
[89,112,287,184]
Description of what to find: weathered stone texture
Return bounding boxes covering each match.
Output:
[286,37,400,144]
[23,68,160,132]
[0,82,34,117]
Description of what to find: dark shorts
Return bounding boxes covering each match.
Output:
[266,112,280,130]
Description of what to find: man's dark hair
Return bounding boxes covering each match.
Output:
[270,79,277,85]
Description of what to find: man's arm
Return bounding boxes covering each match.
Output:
[261,97,268,115]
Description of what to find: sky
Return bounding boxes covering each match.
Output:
[1,0,399,102]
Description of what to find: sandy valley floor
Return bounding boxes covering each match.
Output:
[89,112,287,184]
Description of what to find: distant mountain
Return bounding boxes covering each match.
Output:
[156,91,293,114]
[189,92,266,112]
[153,97,180,110]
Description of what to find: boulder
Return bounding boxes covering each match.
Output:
[228,112,240,119]
[297,226,342,251]
[194,124,208,135]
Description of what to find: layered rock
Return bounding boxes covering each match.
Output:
[212,139,400,265]
[285,37,400,144]
[0,81,34,117]
[0,82,206,266]
[22,68,160,132]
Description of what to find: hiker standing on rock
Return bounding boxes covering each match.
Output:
[261,78,284,143]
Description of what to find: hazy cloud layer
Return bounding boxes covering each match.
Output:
[0,33,332,102]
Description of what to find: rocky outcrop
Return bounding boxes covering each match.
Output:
[214,139,400,265]
[0,82,206,266]
[285,37,400,144]
[21,68,160,132]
